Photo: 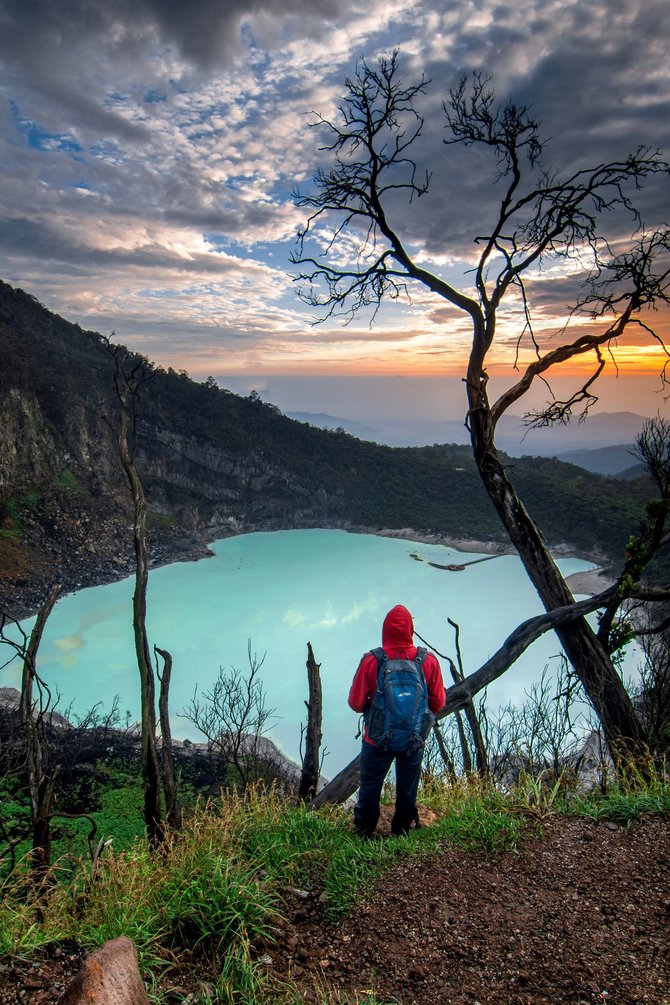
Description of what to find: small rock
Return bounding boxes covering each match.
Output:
[57,936,149,1005]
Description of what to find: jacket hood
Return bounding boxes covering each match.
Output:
[382,604,414,649]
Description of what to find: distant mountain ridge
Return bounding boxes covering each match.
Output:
[556,445,641,477]
[286,409,648,460]
[0,280,653,615]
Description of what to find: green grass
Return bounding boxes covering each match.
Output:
[0,773,146,880]
[0,490,41,543]
[1,797,282,962]
[147,511,178,529]
[564,788,670,823]
[0,769,667,1003]
[1,498,23,541]
[558,759,670,824]
[91,779,146,850]
[54,469,83,493]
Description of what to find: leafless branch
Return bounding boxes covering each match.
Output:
[181,642,277,790]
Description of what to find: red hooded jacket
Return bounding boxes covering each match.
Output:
[348,605,446,745]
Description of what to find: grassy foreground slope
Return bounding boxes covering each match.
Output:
[1,772,668,1005]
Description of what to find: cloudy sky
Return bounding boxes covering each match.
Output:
[1,0,669,421]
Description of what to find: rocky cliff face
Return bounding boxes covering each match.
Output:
[0,385,345,617]
[135,418,338,533]
[1,387,61,489]
[0,283,359,616]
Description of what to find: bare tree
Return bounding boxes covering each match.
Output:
[485,660,584,783]
[417,619,489,776]
[294,52,670,760]
[105,341,163,843]
[155,646,181,829]
[597,416,670,651]
[182,643,277,790]
[12,585,61,881]
[298,641,324,801]
[632,416,670,497]
[310,579,665,807]
[422,717,465,781]
[0,813,21,892]
[632,620,670,753]
[0,587,99,886]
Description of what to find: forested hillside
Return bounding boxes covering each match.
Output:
[0,280,653,616]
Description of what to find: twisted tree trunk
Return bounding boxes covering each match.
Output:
[310,583,629,808]
[155,646,181,830]
[466,381,645,758]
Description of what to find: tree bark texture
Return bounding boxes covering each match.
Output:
[433,722,457,781]
[309,755,361,809]
[445,619,489,775]
[299,642,323,801]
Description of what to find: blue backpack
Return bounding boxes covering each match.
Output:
[365,647,430,753]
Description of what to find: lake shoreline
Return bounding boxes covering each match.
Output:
[368,526,616,595]
[8,523,615,623]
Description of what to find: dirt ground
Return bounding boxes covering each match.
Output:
[277,813,670,1005]
[1,814,668,1005]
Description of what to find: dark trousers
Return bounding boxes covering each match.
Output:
[354,740,423,837]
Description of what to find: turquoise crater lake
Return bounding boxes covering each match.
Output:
[8,530,610,774]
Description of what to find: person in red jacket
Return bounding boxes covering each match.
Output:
[348,604,445,837]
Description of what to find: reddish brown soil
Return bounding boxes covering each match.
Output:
[276,814,670,1005]
[1,814,668,1005]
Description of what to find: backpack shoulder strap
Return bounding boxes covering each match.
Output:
[368,648,387,702]
[414,646,428,665]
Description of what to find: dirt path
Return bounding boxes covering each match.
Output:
[278,815,670,1005]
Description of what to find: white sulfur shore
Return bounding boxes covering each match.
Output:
[375,526,616,598]
[564,567,616,597]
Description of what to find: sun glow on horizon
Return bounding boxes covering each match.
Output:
[152,315,670,382]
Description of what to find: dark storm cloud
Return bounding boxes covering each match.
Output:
[142,0,350,67]
[383,0,670,263]
[0,0,349,72]
[0,0,351,146]
[513,4,670,171]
